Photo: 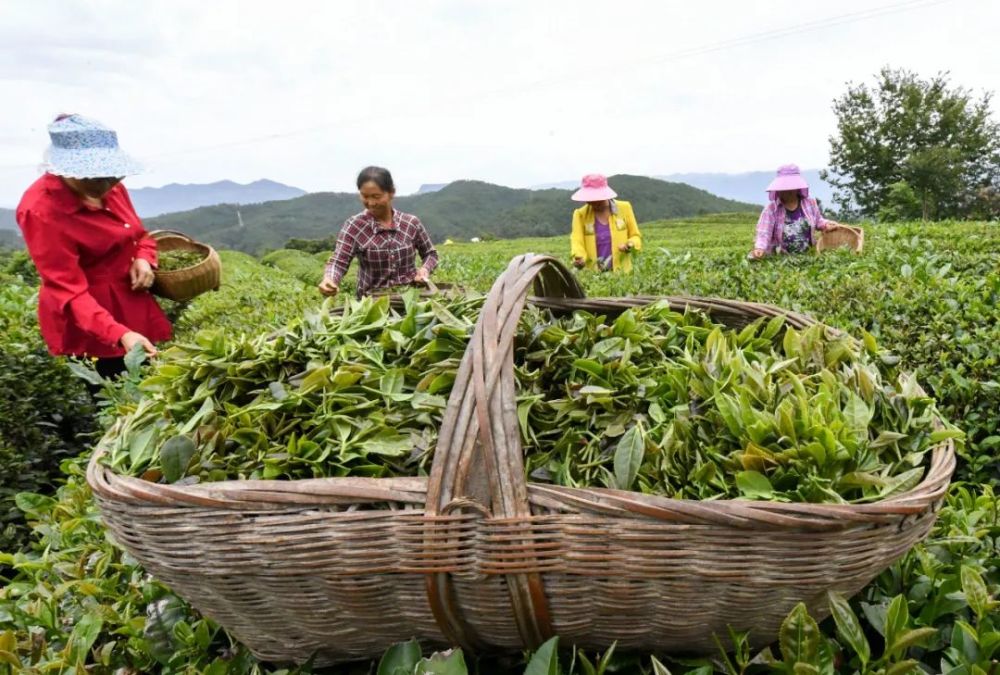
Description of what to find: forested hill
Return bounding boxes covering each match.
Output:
[145,175,758,254]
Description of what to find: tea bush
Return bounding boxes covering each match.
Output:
[0,279,95,552]
[0,216,997,674]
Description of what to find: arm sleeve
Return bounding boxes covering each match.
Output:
[624,204,642,251]
[116,185,159,267]
[18,208,129,347]
[754,206,775,250]
[413,220,439,273]
[135,235,159,267]
[570,209,587,260]
[324,221,357,284]
[810,199,831,230]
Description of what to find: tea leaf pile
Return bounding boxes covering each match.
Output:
[103,292,956,503]
[158,249,205,272]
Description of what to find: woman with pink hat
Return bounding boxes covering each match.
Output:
[750,164,837,259]
[569,174,642,272]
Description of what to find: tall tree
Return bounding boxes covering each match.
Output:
[823,68,999,220]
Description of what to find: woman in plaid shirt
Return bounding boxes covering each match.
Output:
[749,164,838,259]
[319,167,438,297]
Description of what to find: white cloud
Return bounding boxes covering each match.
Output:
[0,0,997,205]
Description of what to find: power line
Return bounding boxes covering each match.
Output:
[0,0,961,173]
[471,0,958,97]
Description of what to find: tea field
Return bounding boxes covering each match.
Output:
[0,213,997,674]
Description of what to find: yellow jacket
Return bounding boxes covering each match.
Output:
[570,199,642,272]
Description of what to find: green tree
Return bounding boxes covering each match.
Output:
[824,67,1000,220]
[877,180,922,222]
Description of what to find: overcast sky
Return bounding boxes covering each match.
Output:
[0,0,997,206]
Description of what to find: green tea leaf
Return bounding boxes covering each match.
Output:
[178,396,214,434]
[736,471,774,499]
[377,638,422,675]
[883,595,910,657]
[843,392,872,438]
[961,566,993,620]
[414,648,468,675]
[648,401,666,425]
[523,636,559,675]
[66,360,105,386]
[827,592,870,667]
[66,613,103,665]
[885,659,920,675]
[613,424,644,490]
[161,435,197,483]
[14,492,56,518]
[779,603,819,666]
[124,341,148,374]
[890,627,938,655]
[649,655,672,675]
[361,432,413,457]
[929,428,965,444]
[129,425,158,468]
[380,369,406,398]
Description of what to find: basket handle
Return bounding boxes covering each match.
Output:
[425,254,584,650]
[149,229,194,241]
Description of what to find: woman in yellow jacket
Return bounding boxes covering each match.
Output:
[569,174,642,272]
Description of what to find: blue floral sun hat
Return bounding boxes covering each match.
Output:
[43,114,144,178]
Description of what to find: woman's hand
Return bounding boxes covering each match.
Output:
[750,248,765,259]
[130,258,155,291]
[572,256,586,268]
[413,267,430,283]
[318,278,339,296]
[618,242,635,252]
[121,331,157,357]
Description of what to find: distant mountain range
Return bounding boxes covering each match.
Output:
[533,170,835,207]
[0,208,20,247]
[145,174,758,254]
[128,179,306,217]
[0,181,307,247]
[655,170,834,207]
[416,183,448,194]
[0,208,15,230]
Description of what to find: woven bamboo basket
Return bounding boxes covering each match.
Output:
[150,229,222,301]
[816,224,864,253]
[87,254,954,666]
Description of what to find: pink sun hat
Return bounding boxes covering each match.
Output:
[571,173,618,202]
[765,164,810,201]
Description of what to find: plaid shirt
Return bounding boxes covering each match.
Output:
[324,209,439,297]
[754,197,829,253]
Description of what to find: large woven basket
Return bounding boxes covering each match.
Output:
[87,254,954,666]
[150,229,222,301]
[816,224,864,253]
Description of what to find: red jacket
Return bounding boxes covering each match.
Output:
[16,173,172,358]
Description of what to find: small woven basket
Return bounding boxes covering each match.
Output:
[150,230,222,302]
[816,224,864,253]
[88,255,953,666]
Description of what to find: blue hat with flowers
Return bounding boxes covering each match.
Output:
[44,114,144,178]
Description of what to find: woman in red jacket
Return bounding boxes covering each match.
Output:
[16,114,171,379]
